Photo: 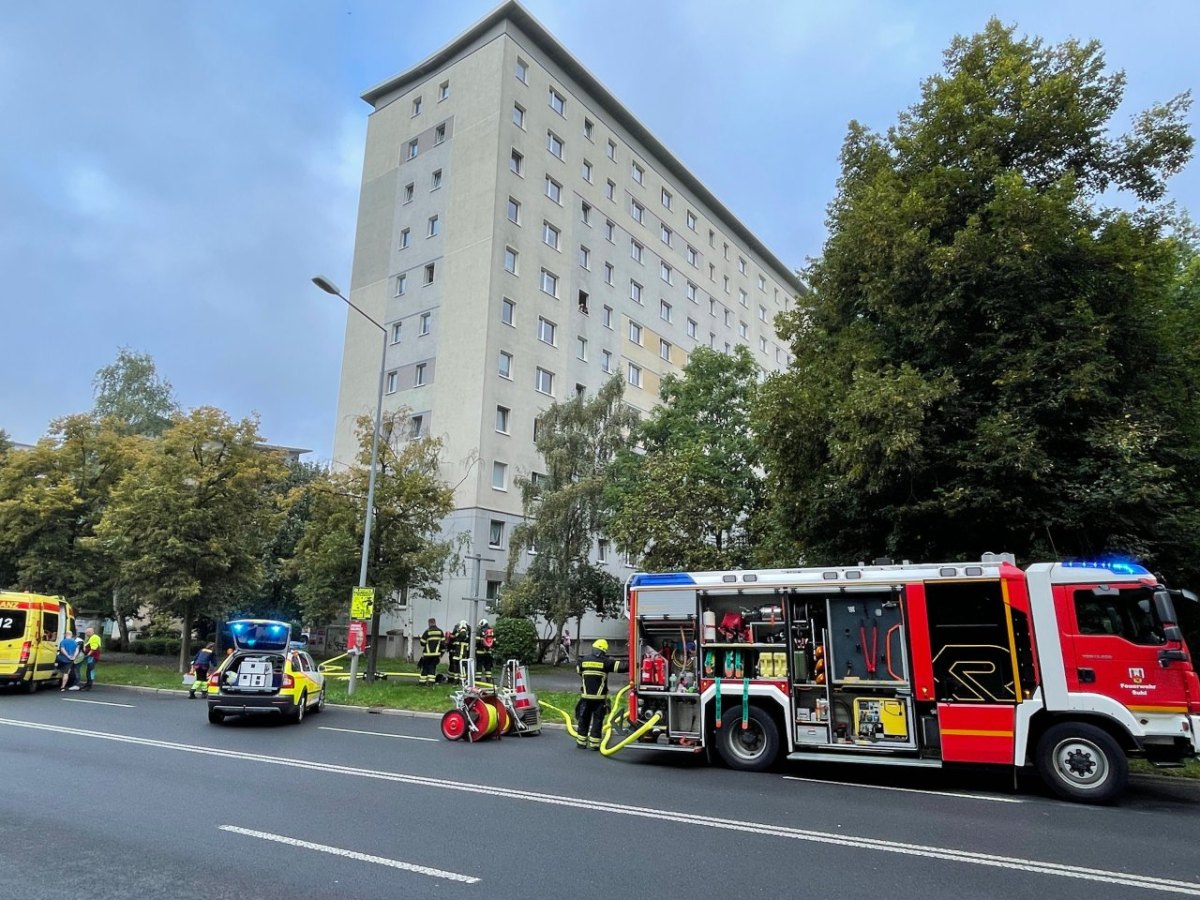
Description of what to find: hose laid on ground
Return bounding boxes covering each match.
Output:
[541,684,662,753]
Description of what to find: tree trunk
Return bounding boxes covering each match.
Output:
[112,589,131,651]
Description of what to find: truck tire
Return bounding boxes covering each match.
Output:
[715,705,779,772]
[1035,722,1128,804]
[207,707,225,725]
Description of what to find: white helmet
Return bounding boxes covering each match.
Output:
[457,620,468,630]
[479,619,490,628]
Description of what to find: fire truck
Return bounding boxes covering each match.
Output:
[623,554,1199,803]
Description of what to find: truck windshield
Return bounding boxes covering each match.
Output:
[1073,587,1164,645]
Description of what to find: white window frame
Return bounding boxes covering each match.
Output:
[535,366,555,396]
[407,139,419,160]
[399,228,411,249]
[492,461,508,491]
[496,405,510,434]
[507,197,521,224]
[540,268,559,298]
[629,321,643,345]
[513,102,525,128]
[501,297,516,326]
[660,300,672,322]
[547,130,564,159]
[419,312,431,335]
[510,149,524,175]
[537,316,557,346]
[386,371,398,393]
[395,273,407,296]
[545,176,562,204]
[543,221,561,250]
[499,351,513,379]
[391,322,403,344]
[548,87,565,115]
[489,520,505,548]
[627,362,642,388]
[504,246,519,274]
[414,362,427,386]
[516,58,528,83]
[630,280,642,303]
[660,338,671,361]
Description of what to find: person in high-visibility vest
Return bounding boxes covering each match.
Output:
[576,639,623,750]
[82,627,102,691]
[418,619,445,685]
[476,619,496,681]
[447,620,470,682]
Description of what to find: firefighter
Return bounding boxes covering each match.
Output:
[418,618,445,685]
[447,620,470,682]
[576,638,623,750]
[476,619,495,681]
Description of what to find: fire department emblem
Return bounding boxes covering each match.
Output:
[1128,667,1145,684]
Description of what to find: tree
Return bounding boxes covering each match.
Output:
[0,415,137,608]
[503,377,637,662]
[291,410,462,680]
[92,348,179,437]
[94,407,283,670]
[606,346,765,571]
[756,20,1198,576]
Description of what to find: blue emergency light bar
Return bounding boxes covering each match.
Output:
[1062,560,1150,576]
[630,573,696,587]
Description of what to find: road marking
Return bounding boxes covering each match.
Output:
[318,726,437,742]
[62,698,136,708]
[219,825,479,884]
[783,775,1024,803]
[1,717,1196,897]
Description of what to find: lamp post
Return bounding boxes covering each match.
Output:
[312,275,387,694]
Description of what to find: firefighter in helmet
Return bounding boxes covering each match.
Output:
[448,620,470,682]
[417,618,445,685]
[576,638,623,750]
[476,619,496,681]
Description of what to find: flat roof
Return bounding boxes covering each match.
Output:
[362,0,805,296]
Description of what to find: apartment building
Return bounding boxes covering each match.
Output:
[331,1,804,649]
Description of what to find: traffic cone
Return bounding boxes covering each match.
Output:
[512,665,532,709]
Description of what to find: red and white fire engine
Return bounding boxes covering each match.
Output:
[623,554,1199,803]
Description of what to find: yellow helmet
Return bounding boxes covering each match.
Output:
[593,638,609,652]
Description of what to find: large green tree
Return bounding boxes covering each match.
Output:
[757,20,1198,577]
[92,348,180,437]
[291,411,462,680]
[503,377,637,661]
[606,346,765,571]
[94,407,283,669]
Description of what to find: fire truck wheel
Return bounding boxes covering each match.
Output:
[1035,722,1128,804]
[715,705,779,772]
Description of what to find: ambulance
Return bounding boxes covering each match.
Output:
[0,592,76,692]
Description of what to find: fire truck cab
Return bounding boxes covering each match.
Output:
[624,555,1199,803]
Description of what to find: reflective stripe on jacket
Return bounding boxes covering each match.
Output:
[578,652,622,699]
[419,628,445,657]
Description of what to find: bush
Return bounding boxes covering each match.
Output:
[131,636,182,657]
[492,617,538,665]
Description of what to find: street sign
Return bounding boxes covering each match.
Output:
[347,620,367,652]
[350,587,375,620]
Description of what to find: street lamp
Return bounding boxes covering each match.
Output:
[312,274,387,694]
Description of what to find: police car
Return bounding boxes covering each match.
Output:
[205,620,325,725]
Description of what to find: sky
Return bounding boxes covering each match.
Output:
[3,0,1197,460]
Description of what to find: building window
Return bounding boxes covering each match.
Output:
[583,118,594,140]
[759,336,768,352]
[419,312,431,335]
[709,332,717,348]
[606,139,616,160]
[708,228,716,248]
[660,299,672,322]
[604,262,614,285]
[660,262,672,284]
[427,215,440,237]
[577,336,588,360]
[630,200,644,223]
[504,246,518,274]
[723,275,730,294]
[629,321,643,345]
[407,139,419,160]
[399,228,411,249]
[537,316,557,346]
[581,203,592,227]
[507,197,521,224]
[601,349,613,373]
[548,88,565,115]
[758,274,766,291]
[630,239,643,263]
[739,288,748,307]
[631,162,644,184]
[489,520,505,548]
[410,415,423,438]
[687,245,698,266]
[499,350,513,378]
[598,539,609,562]
[687,282,697,302]
[513,102,525,128]
[543,221,561,250]
[738,257,747,274]
[582,159,593,182]
[547,130,564,159]
[605,179,616,201]
[501,297,516,326]
[496,406,510,434]
[627,362,642,387]
[395,273,407,296]
[414,363,427,386]
[661,224,672,246]
[661,188,672,209]
[535,367,555,396]
[391,322,403,343]
[545,176,562,204]
[515,58,528,83]
[540,269,559,297]
[439,81,450,101]
[579,245,590,269]
[660,338,671,361]
[510,149,524,175]
[423,263,435,285]
[686,317,697,338]
[604,219,615,242]
[403,182,414,203]
[709,262,716,281]
[686,210,697,230]
[602,305,613,329]
[434,123,446,145]
[492,461,508,490]
[758,305,767,322]
[724,309,733,327]
[723,242,730,260]
[386,371,398,393]
[709,298,717,317]
[739,320,748,338]
[630,280,642,304]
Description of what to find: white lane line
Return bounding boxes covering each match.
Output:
[318,726,437,742]
[219,825,479,884]
[62,698,136,708]
[783,775,1024,803]
[1,717,1196,896]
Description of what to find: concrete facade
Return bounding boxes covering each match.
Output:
[331,1,804,655]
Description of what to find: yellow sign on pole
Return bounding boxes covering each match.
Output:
[350,587,375,620]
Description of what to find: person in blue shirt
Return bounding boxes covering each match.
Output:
[57,631,80,692]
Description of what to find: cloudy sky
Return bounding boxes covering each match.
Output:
[3,0,1197,459]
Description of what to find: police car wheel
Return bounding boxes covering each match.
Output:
[207,707,225,725]
[293,691,307,723]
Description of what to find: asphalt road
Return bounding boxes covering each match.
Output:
[2,684,1198,900]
